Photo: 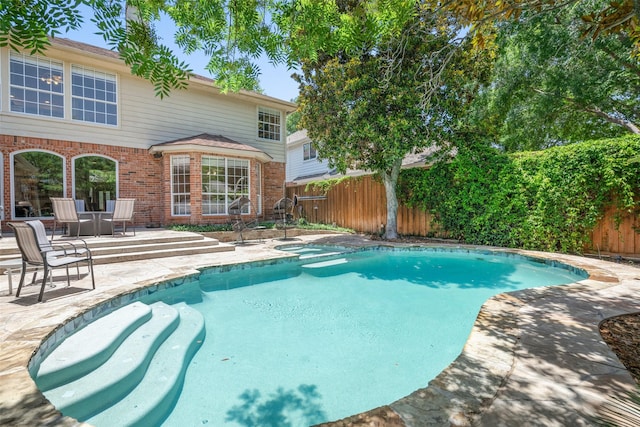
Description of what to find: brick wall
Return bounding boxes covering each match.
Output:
[1,135,285,231]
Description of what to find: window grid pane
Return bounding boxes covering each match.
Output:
[71,65,118,126]
[171,155,191,216]
[10,52,64,118]
[258,107,281,141]
[303,142,318,161]
[201,156,249,215]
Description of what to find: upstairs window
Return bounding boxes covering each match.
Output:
[258,106,281,141]
[72,66,118,125]
[303,142,317,161]
[10,53,64,118]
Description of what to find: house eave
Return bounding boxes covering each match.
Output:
[149,144,273,162]
[48,38,297,111]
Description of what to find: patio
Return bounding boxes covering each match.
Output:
[0,230,639,426]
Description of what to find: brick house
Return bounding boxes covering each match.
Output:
[0,38,296,232]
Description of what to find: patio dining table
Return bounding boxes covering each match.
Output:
[70,212,113,237]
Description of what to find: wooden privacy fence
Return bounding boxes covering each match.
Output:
[286,175,441,237]
[286,175,640,255]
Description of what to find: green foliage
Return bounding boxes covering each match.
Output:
[304,176,353,195]
[166,221,353,233]
[286,100,301,135]
[470,6,640,150]
[295,221,354,233]
[5,0,640,100]
[0,0,84,54]
[399,136,640,253]
[167,223,233,232]
[294,6,491,239]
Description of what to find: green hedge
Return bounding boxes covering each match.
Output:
[398,136,640,253]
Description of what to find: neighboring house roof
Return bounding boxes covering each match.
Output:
[286,129,453,184]
[49,37,297,112]
[150,133,273,162]
[289,168,369,184]
[401,145,451,168]
[286,129,309,147]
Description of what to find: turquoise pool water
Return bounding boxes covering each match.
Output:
[145,247,585,427]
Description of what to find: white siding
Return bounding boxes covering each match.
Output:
[0,43,291,163]
[286,134,330,181]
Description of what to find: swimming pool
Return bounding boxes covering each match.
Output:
[36,246,587,426]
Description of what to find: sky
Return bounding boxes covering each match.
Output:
[63,7,300,102]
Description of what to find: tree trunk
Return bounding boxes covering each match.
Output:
[381,158,403,240]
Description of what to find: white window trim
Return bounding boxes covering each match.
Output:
[257,106,282,142]
[256,162,262,215]
[10,149,66,220]
[9,52,65,118]
[303,142,318,161]
[71,65,119,126]
[201,156,250,216]
[171,155,191,217]
[5,51,120,127]
[71,154,119,211]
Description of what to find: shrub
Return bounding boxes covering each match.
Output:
[398,135,640,253]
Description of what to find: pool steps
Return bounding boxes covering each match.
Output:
[0,232,234,265]
[34,301,205,426]
[86,303,205,427]
[36,301,152,390]
[301,258,349,268]
[279,245,353,267]
[41,302,180,419]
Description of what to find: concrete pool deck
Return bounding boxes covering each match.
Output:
[0,230,639,426]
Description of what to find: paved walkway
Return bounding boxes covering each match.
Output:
[0,231,638,426]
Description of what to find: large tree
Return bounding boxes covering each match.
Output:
[2,0,638,97]
[295,9,489,239]
[470,5,640,151]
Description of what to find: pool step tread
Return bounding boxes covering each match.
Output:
[35,301,152,391]
[0,233,235,265]
[298,251,345,260]
[301,258,349,268]
[85,303,206,427]
[90,238,220,256]
[92,243,235,265]
[293,248,324,254]
[43,302,180,420]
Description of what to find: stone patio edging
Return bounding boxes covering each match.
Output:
[1,236,638,427]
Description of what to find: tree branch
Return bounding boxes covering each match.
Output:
[533,88,640,133]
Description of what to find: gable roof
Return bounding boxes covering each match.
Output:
[150,133,273,162]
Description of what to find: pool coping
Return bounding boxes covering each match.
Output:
[1,233,639,426]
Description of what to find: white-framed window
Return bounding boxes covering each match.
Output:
[11,150,65,219]
[171,155,191,216]
[9,52,64,118]
[71,65,118,125]
[303,142,317,161]
[258,106,281,141]
[72,155,118,211]
[201,156,249,215]
[255,163,262,215]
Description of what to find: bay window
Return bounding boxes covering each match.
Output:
[202,156,249,215]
